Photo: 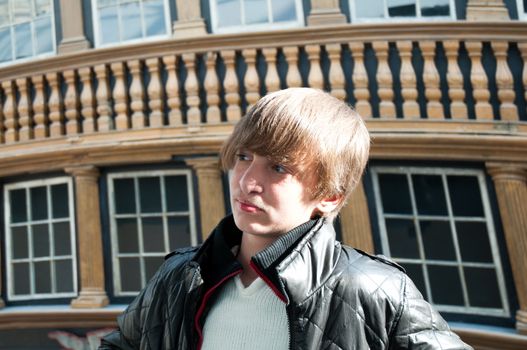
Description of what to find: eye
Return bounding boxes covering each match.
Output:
[272,164,288,174]
[236,152,250,161]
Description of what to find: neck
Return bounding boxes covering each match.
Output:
[237,233,278,286]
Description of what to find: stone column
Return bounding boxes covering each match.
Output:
[307,0,346,26]
[486,162,527,334]
[173,0,207,38]
[185,157,226,240]
[66,166,109,308]
[339,180,374,253]
[58,0,90,53]
[466,0,510,21]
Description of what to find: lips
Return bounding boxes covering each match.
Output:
[236,199,263,213]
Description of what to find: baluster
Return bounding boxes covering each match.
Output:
[306,45,324,89]
[64,70,80,134]
[45,72,64,137]
[2,80,17,142]
[349,42,371,118]
[466,41,493,120]
[326,43,345,100]
[283,46,302,88]
[492,41,517,121]
[263,48,280,93]
[110,62,130,130]
[32,75,47,138]
[79,67,96,133]
[128,60,146,128]
[16,77,33,140]
[444,40,467,119]
[0,86,4,143]
[182,53,201,127]
[163,55,182,126]
[94,64,113,131]
[520,43,527,117]
[146,57,165,127]
[204,52,221,122]
[222,50,241,121]
[373,41,395,118]
[242,49,259,111]
[396,41,419,119]
[420,41,444,119]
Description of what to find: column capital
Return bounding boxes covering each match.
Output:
[466,0,510,21]
[486,162,527,182]
[58,0,91,54]
[172,0,207,38]
[185,157,222,172]
[307,0,347,26]
[65,165,100,178]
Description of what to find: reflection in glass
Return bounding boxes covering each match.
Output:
[245,0,268,25]
[168,216,191,250]
[99,6,120,44]
[0,0,9,26]
[447,175,484,217]
[378,174,412,214]
[428,265,464,305]
[51,183,69,218]
[32,223,50,258]
[142,217,165,252]
[14,22,32,58]
[13,262,30,295]
[420,220,455,260]
[271,0,295,22]
[165,176,189,212]
[121,1,142,41]
[10,188,27,223]
[35,261,51,293]
[0,28,11,62]
[35,17,52,54]
[53,221,72,256]
[13,0,31,23]
[421,0,449,16]
[144,0,166,36]
[456,221,493,263]
[388,0,416,17]
[117,218,139,253]
[217,0,241,27]
[413,174,447,215]
[35,0,51,16]
[464,267,502,308]
[120,257,141,292]
[355,0,384,18]
[114,178,136,214]
[30,186,48,221]
[139,177,162,213]
[12,226,29,259]
[55,259,74,292]
[385,218,419,259]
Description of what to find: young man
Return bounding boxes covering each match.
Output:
[100,88,471,349]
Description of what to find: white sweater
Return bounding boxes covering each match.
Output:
[201,275,289,350]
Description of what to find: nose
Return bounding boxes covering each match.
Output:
[238,161,263,194]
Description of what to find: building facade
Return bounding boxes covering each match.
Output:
[0,0,526,349]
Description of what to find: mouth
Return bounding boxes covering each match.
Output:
[236,199,263,213]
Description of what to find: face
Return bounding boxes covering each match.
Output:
[229,149,323,239]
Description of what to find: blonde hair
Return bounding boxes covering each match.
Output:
[221,88,370,218]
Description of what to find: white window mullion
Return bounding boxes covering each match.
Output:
[134,177,147,287]
[160,176,170,252]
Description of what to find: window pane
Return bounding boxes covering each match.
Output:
[447,175,484,217]
[119,257,141,292]
[355,0,384,18]
[34,261,51,293]
[30,186,48,221]
[420,220,455,260]
[114,178,136,214]
[12,226,29,259]
[99,5,120,44]
[144,0,166,36]
[55,260,74,292]
[168,216,191,250]
[0,0,9,26]
[428,265,464,305]
[271,0,296,22]
[14,22,32,58]
[165,175,189,212]
[464,267,502,308]
[121,1,142,41]
[53,222,71,256]
[401,263,427,297]
[142,217,165,252]
[388,0,416,17]
[139,177,162,213]
[10,188,27,223]
[99,0,118,6]
[217,0,241,27]
[456,221,493,263]
[412,174,447,216]
[51,183,69,218]
[117,218,139,253]
[32,223,50,257]
[35,16,52,54]
[421,0,449,16]
[0,27,12,62]
[378,174,412,214]
[245,0,268,25]
[144,256,164,281]
[13,262,30,295]
[13,0,31,23]
[385,218,419,258]
[35,0,51,16]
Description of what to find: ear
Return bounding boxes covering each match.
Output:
[314,194,342,216]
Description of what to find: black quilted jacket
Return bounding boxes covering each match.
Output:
[100,215,472,350]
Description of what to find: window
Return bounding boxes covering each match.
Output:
[92,0,171,47]
[371,166,509,317]
[4,178,77,301]
[518,0,527,20]
[350,0,455,22]
[0,0,56,65]
[108,170,197,296]
[210,0,304,33]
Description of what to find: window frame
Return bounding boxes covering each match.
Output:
[4,177,78,301]
[91,0,172,48]
[349,0,457,23]
[518,0,527,20]
[209,0,305,34]
[370,166,509,317]
[107,169,198,297]
[0,0,57,67]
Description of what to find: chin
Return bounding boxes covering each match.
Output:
[232,212,275,236]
